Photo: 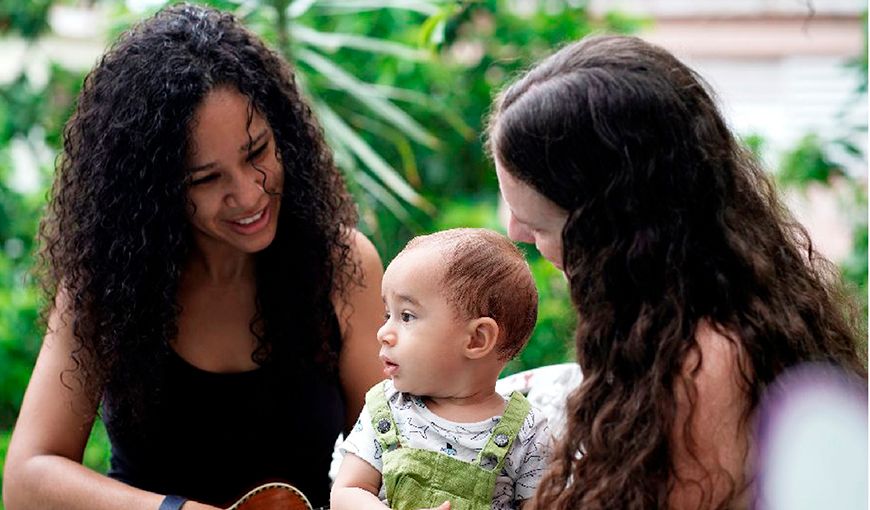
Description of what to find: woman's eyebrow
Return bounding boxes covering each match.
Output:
[189,161,216,173]
[240,129,268,152]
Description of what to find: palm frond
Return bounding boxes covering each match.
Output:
[291,24,431,61]
[297,47,440,149]
[313,99,434,214]
[310,0,444,16]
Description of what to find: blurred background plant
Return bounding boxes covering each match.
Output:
[0,0,865,499]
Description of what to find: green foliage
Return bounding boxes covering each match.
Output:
[0,144,45,430]
[741,132,766,160]
[83,418,111,474]
[0,43,84,431]
[774,133,868,343]
[0,255,40,428]
[778,134,846,189]
[0,0,52,39]
[0,427,9,508]
[846,9,868,94]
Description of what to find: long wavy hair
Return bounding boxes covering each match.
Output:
[487,35,865,509]
[37,4,358,428]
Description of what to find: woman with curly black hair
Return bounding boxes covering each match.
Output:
[487,35,866,509]
[3,4,384,510]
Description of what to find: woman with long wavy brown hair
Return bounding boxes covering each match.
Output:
[487,35,865,509]
[3,5,384,510]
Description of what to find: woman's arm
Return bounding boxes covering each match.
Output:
[2,292,220,510]
[333,230,386,432]
[669,321,751,509]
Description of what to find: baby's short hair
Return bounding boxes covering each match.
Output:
[401,228,538,360]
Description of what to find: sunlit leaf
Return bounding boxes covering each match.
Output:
[313,99,434,213]
[311,0,443,16]
[297,47,440,149]
[418,6,451,47]
[287,0,317,18]
[353,171,416,225]
[290,24,431,61]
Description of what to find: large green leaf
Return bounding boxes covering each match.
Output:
[308,0,443,16]
[313,99,433,214]
[296,47,440,149]
[290,24,432,61]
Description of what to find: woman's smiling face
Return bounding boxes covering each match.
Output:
[185,87,284,257]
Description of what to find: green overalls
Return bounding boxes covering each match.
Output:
[365,382,531,510]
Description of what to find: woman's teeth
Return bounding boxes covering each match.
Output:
[235,209,264,225]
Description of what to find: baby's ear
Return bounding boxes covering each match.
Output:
[464,317,499,359]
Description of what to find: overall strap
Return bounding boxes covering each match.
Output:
[476,391,531,473]
[365,381,401,451]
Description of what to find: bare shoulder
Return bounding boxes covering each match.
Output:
[333,229,384,310]
[347,229,382,283]
[682,320,750,397]
[332,229,385,429]
[670,320,752,507]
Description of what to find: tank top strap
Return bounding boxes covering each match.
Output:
[475,391,530,472]
[365,381,401,451]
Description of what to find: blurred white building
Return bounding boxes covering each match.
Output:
[587,0,867,263]
[590,0,866,168]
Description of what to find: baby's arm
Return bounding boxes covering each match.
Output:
[331,453,452,510]
[331,453,388,510]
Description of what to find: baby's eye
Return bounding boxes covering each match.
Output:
[383,311,390,322]
[400,312,414,322]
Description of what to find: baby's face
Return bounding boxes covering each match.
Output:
[377,246,471,397]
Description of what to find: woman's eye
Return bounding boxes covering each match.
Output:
[400,312,414,322]
[190,173,218,185]
[246,143,267,163]
[383,312,390,322]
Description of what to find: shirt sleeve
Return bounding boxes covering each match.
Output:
[338,404,384,473]
[504,405,553,502]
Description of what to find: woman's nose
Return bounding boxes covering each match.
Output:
[507,215,535,244]
[225,169,265,208]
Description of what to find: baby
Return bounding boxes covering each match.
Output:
[331,228,550,510]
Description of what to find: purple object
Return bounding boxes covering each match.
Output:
[756,363,867,510]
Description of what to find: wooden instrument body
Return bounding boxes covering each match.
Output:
[227,483,324,510]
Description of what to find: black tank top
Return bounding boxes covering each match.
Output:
[103,348,345,508]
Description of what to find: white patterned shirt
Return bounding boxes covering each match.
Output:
[339,380,551,510]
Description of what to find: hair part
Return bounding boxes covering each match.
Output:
[401,228,538,360]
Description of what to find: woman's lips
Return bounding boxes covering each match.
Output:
[226,203,270,235]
